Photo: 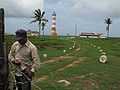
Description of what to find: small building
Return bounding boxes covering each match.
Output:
[80,32,103,38]
[27,30,39,36]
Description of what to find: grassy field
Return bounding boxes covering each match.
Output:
[6,36,120,90]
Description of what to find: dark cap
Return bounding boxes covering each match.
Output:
[15,29,27,40]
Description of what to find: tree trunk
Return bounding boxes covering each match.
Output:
[38,23,41,37]
[107,24,110,38]
[42,30,44,37]
[42,23,45,40]
[42,29,45,40]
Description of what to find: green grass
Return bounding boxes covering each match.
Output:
[6,36,120,90]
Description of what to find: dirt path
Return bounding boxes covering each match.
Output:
[33,75,49,83]
[57,58,84,71]
[35,46,82,83]
[42,44,80,65]
[34,57,86,83]
[42,56,73,64]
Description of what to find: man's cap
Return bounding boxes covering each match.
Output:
[15,29,27,40]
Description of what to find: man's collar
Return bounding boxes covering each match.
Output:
[25,40,30,47]
[17,40,30,47]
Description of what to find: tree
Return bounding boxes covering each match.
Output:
[105,17,112,38]
[31,9,46,36]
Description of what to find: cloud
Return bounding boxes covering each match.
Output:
[45,0,60,4]
[45,0,120,18]
[0,0,43,17]
[71,0,120,18]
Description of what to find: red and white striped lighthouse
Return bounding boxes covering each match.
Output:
[51,11,58,36]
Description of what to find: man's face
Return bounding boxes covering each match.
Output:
[17,38,27,45]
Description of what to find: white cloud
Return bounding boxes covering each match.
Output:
[0,0,43,17]
[45,0,120,19]
[71,0,120,18]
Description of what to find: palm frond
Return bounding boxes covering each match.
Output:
[41,11,45,18]
[30,19,38,23]
[38,9,41,15]
[105,18,112,24]
[34,12,40,17]
[42,18,48,22]
[31,16,37,18]
[35,9,41,16]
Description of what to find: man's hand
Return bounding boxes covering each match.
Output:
[22,67,35,79]
[15,59,22,63]
[31,68,35,72]
[31,68,35,77]
[12,59,22,65]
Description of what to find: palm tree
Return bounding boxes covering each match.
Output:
[31,9,46,36]
[105,17,112,38]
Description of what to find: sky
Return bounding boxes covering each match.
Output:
[0,0,43,34]
[0,0,43,17]
[0,0,120,37]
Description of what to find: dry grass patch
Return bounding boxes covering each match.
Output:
[42,56,73,64]
[33,75,48,83]
[82,79,99,90]
[57,58,85,71]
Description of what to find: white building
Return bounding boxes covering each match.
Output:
[27,30,39,36]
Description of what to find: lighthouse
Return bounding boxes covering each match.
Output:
[51,11,58,36]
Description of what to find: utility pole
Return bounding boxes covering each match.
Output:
[0,8,8,90]
[75,24,77,37]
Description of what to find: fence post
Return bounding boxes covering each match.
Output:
[0,8,8,90]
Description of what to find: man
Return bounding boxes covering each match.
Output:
[8,29,40,90]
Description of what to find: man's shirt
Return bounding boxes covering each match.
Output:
[8,40,40,71]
